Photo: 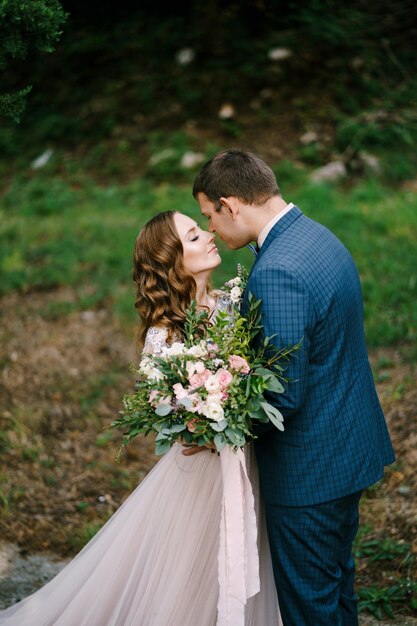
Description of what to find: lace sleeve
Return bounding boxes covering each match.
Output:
[142,326,169,356]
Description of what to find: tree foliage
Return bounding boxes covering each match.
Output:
[0,0,68,121]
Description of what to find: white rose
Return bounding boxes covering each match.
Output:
[139,356,153,375]
[147,367,165,381]
[203,400,224,422]
[162,341,186,357]
[230,286,242,303]
[188,342,208,358]
[185,360,196,378]
[205,374,221,393]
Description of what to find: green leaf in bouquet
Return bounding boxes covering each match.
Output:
[260,401,284,431]
[225,427,246,447]
[153,419,171,432]
[155,404,172,416]
[155,439,171,455]
[155,431,169,441]
[259,372,285,394]
[248,405,268,422]
[214,433,227,452]
[170,424,187,433]
[210,419,227,432]
[178,396,193,410]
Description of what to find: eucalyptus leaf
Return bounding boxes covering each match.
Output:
[249,407,268,421]
[178,397,193,409]
[155,439,171,455]
[155,431,169,441]
[153,419,170,432]
[210,419,227,432]
[170,423,187,433]
[264,376,284,393]
[155,403,172,416]
[214,433,227,452]
[260,401,285,431]
[225,427,246,447]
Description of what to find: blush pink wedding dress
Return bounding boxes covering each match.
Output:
[0,444,281,625]
[0,317,282,626]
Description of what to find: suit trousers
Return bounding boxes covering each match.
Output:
[264,490,362,626]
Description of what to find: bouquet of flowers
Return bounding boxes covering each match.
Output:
[110,266,300,456]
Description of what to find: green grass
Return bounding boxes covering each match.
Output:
[1,166,416,347]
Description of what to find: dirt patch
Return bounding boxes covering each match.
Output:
[0,288,416,620]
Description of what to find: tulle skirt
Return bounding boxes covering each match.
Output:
[0,444,281,625]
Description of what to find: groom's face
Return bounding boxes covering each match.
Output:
[197,193,247,250]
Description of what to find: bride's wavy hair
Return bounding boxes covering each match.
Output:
[133,210,197,348]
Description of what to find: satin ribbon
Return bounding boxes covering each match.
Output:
[217,446,260,626]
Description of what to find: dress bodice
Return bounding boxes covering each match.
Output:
[142,290,233,356]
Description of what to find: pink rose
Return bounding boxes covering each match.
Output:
[189,369,211,389]
[149,389,159,405]
[173,383,189,399]
[156,394,172,407]
[228,355,250,374]
[216,368,233,389]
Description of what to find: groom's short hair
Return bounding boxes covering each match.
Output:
[193,149,280,209]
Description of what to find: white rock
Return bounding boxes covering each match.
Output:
[311,161,347,183]
[268,48,292,61]
[218,103,235,119]
[176,48,195,65]
[359,152,381,173]
[148,148,176,166]
[300,131,318,145]
[31,149,53,169]
[180,151,205,169]
[80,311,96,321]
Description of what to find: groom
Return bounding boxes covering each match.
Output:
[192,149,395,626]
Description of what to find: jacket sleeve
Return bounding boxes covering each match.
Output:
[248,264,316,421]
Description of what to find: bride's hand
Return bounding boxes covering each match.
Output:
[181,442,218,456]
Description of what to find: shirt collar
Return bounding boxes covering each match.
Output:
[257,202,295,248]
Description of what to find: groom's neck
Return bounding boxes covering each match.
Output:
[249,196,288,240]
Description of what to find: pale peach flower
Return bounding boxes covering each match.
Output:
[216,368,233,389]
[228,355,250,374]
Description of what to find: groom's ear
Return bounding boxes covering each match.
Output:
[219,196,240,219]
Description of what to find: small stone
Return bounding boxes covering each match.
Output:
[30,149,53,169]
[358,151,381,173]
[176,48,195,65]
[268,48,292,61]
[300,131,318,145]
[180,151,205,169]
[148,149,176,166]
[397,485,411,496]
[80,311,96,322]
[311,161,347,183]
[218,103,235,120]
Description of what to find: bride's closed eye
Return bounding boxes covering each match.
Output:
[191,235,199,241]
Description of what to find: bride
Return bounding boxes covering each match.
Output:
[0,210,281,626]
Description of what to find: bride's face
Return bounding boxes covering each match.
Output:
[173,212,221,278]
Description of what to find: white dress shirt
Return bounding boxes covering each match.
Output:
[257,202,295,248]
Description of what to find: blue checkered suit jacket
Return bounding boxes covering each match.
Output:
[246,206,395,506]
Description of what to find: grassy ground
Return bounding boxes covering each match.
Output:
[1,165,416,346]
